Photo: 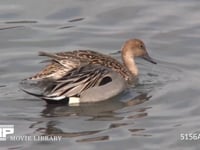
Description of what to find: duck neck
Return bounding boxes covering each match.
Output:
[122,55,138,77]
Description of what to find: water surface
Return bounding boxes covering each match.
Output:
[0,0,200,149]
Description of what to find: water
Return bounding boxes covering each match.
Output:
[0,0,200,149]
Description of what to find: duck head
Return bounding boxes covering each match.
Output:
[121,39,157,77]
[122,39,157,64]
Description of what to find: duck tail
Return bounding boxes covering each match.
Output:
[38,51,60,59]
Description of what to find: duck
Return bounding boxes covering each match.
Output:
[20,39,156,105]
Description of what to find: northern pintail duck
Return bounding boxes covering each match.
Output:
[21,39,156,105]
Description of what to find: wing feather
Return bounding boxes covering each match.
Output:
[41,65,112,100]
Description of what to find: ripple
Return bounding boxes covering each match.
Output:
[0,25,24,30]
[76,135,109,143]
[0,0,200,149]
[68,17,85,23]
[5,20,37,24]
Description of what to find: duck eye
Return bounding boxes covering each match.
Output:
[140,44,144,49]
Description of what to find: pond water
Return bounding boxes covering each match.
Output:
[0,0,200,149]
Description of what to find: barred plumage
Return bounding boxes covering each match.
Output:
[21,39,156,104]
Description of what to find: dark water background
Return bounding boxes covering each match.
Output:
[0,0,200,149]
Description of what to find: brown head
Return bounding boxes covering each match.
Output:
[122,39,156,64]
[121,39,156,77]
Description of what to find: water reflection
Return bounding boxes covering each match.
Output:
[59,25,75,29]
[128,128,151,137]
[29,93,151,142]
[0,26,23,30]
[32,121,103,138]
[76,135,109,143]
[68,17,85,22]
[41,93,150,118]
[5,20,38,24]
[59,17,85,29]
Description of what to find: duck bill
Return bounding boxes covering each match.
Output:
[142,53,157,64]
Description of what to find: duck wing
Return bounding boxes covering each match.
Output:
[26,51,89,80]
[39,51,88,69]
[21,64,127,104]
[41,64,113,100]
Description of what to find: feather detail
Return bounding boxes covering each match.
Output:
[36,65,112,100]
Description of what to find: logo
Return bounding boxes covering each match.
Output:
[0,125,14,141]
[0,125,62,142]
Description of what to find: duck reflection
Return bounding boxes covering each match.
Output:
[30,93,151,142]
[41,93,150,118]
[33,121,103,138]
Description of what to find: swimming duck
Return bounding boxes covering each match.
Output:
[21,39,156,105]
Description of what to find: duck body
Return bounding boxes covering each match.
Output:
[29,50,132,82]
[20,39,156,105]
